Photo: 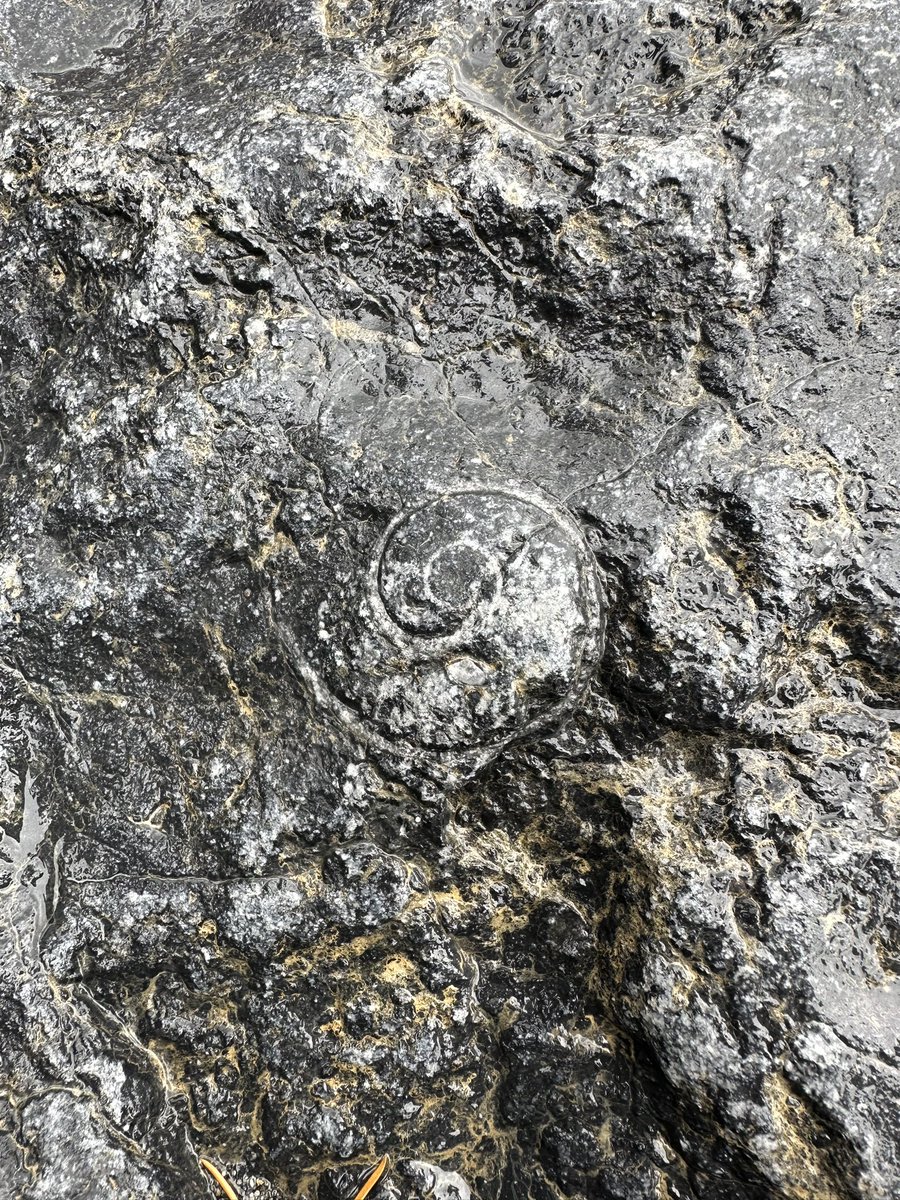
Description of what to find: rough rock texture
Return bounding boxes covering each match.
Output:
[0,2,898,1198]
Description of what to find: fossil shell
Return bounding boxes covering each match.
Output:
[320,486,606,758]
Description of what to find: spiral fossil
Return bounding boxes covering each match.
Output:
[318,486,606,759]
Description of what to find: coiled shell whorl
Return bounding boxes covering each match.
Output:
[317,485,606,761]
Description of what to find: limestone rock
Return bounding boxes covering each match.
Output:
[0,2,898,1198]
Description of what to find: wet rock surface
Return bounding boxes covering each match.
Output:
[0,1,898,1197]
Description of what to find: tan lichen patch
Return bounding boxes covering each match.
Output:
[764,1074,848,1200]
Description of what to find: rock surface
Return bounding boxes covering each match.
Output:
[0,1,898,1198]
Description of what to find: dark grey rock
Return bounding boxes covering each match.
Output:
[0,1,898,1198]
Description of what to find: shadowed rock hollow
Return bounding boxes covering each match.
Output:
[0,2,898,1198]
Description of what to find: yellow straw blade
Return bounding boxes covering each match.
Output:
[352,1154,390,1200]
[199,1157,241,1200]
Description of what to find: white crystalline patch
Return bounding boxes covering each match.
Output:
[445,657,493,686]
[407,1161,472,1200]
